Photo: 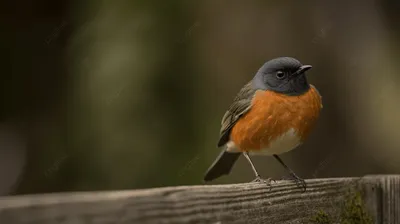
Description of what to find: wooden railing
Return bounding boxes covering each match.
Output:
[0,175,399,224]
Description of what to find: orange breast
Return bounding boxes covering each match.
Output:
[230,85,322,152]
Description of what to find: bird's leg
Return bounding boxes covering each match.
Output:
[243,152,274,188]
[273,154,307,192]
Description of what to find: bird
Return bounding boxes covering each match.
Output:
[203,57,322,191]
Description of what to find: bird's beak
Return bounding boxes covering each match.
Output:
[292,65,312,77]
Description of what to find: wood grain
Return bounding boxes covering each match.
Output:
[0,175,399,224]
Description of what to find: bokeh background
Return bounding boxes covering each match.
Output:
[1,0,400,195]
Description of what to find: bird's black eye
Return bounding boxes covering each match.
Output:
[276,71,286,79]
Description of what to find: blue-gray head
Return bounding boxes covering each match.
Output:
[253,57,312,95]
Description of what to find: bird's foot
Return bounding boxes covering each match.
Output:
[251,175,275,190]
[282,173,307,192]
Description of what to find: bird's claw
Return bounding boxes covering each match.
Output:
[282,173,307,192]
[251,176,275,191]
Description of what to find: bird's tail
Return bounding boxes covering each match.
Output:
[204,149,241,182]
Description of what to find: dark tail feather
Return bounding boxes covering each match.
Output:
[204,150,241,182]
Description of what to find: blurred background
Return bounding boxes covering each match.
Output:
[1,0,400,195]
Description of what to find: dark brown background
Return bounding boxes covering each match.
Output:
[1,0,400,195]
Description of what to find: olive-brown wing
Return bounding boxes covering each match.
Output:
[217,81,257,147]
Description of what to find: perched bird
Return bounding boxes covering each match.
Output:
[203,57,322,191]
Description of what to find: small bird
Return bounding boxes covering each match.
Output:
[204,57,322,191]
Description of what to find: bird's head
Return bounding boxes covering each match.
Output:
[253,57,312,95]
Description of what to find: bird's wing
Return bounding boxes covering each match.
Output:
[217,81,257,147]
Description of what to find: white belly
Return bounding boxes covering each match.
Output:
[227,128,301,156]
